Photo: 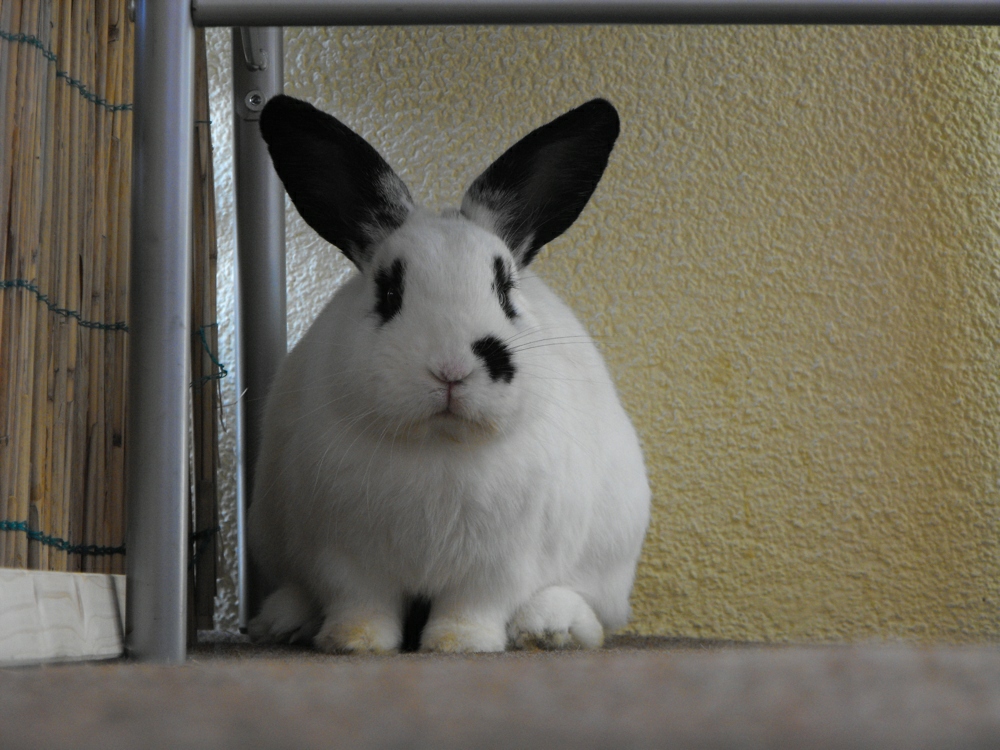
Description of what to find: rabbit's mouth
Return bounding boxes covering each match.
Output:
[430,382,470,421]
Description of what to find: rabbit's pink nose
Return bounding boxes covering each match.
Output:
[431,364,472,385]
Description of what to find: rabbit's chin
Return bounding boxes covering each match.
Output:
[366,411,504,445]
[396,410,502,444]
[432,411,502,443]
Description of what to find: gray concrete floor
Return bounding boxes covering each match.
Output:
[4,634,1000,749]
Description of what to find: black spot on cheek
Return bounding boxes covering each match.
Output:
[472,335,516,383]
[374,258,405,325]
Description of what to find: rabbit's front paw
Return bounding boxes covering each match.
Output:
[249,585,321,644]
[421,614,507,653]
[314,609,402,653]
[508,586,604,650]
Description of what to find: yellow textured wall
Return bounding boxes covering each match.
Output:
[208,27,1000,641]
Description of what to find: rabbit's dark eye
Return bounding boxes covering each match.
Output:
[374,258,405,325]
[492,256,517,320]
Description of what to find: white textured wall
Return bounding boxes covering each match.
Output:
[208,27,1000,641]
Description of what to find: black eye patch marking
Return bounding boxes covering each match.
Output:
[374,258,405,325]
[492,256,517,320]
[472,335,516,384]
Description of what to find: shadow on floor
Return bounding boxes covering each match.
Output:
[188,630,756,661]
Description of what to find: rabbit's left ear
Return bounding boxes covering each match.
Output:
[460,99,620,268]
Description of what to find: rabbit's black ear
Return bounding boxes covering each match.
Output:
[259,95,412,269]
[461,99,620,268]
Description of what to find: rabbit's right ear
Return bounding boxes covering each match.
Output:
[259,95,413,269]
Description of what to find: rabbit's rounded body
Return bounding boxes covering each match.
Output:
[249,95,650,652]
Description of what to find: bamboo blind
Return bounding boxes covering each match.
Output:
[0,0,221,632]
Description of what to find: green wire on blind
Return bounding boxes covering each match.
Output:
[0,28,133,112]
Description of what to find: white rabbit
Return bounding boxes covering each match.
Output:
[248,95,650,653]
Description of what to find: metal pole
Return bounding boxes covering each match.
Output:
[232,27,285,631]
[192,0,1000,27]
[126,0,195,663]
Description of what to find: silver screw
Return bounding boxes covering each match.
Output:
[245,91,265,112]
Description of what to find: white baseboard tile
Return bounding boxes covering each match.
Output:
[0,568,126,667]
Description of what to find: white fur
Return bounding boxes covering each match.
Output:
[508,586,605,649]
[248,206,650,653]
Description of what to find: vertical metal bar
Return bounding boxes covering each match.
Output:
[232,27,285,631]
[126,0,195,663]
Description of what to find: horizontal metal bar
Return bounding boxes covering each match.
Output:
[192,0,1000,27]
